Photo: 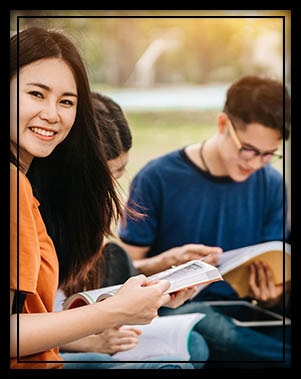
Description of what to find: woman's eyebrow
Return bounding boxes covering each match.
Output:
[26,82,78,97]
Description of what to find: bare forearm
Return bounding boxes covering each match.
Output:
[10,275,172,358]
[128,243,222,276]
[60,335,96,353]
[10,301,123,358]
[133,254,172,276]
[117,241,169,275]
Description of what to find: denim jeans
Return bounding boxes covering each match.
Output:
[158,301,291,369]
[188,330,209,368]
[60,352,196,369]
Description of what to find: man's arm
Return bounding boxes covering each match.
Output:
[118,241,222,276]
[118,241,168,275]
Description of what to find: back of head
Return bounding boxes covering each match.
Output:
[223,75,290,140]
[92,91,132,160]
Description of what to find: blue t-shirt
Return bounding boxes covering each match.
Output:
[118,148,289,299]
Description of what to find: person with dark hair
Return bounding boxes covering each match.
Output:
[55,92,209,369]
[91,91,132,180]
[79,90,291,368]
[118,74,290,310]
[117,75,291,367]
[10,26,196,370]
[90,91,140,287]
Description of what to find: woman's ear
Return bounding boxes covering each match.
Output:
[217,112,228,134]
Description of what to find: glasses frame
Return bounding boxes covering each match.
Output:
[227,116,283,164]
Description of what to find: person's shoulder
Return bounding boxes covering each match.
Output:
[10,162,17,174]
[136,148,182,175]
[152,148,181,163]
[252,165,284,194]
[261,164,284,181]
[10,163,33,197]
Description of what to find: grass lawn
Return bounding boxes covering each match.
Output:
[117,109,217,194]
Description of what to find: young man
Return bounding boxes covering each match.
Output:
[118,74,291,313]
[95,81,291,367]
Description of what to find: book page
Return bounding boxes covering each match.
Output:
[218,241,290,276]
[113,313,206,361]
[62,285,120,310]
[217,241,291,298]
[218,241,290,271]
[147,259,222,293]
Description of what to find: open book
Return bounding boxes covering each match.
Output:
[217,240,291,298]
[113,313,205,361]
[190,240,291,299]
[62,258,223,310]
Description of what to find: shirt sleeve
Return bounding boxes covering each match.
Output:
[261,166,289,242]
[10,165,40,293]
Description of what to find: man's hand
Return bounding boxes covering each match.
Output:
[248,260,283,308]
[161,244,222,267]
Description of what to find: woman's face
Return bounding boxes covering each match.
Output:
[10,57,78,171]
[107,151,129,180]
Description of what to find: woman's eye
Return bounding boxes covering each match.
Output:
[61,99,75,106]
[29,91,43,98]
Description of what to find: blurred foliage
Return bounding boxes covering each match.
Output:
[9,11,289,213]
[10,10,290,87]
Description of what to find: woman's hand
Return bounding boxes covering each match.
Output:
[108,275,171,326]
[165,287,197,308]
[91,327,142,355]
[59,326,142,355]
[144,278,197,309]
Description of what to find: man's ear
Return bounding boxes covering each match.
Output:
[217,112,228,134]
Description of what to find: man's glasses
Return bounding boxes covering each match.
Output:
[227,117,283,164]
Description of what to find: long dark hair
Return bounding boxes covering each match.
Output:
[11,26,123,295]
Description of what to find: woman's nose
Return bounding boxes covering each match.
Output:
[39,102,59,124]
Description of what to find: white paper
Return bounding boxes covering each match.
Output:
[113,313,206,361]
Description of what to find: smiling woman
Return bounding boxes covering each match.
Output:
[10,58,78,164]
[10,26,196,370]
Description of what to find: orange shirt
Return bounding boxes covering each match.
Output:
[10,164,63,369]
